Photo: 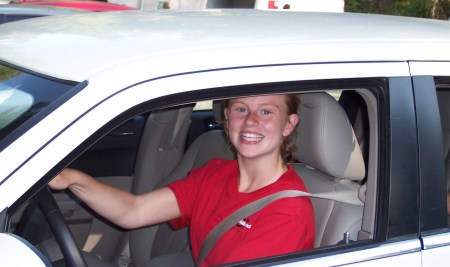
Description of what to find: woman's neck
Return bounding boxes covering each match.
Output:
[237,155,287,193]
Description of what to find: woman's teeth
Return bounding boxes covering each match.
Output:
[241,133,263,141]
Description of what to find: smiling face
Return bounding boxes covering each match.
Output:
[224,95,299,162]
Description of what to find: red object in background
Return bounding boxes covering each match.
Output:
[268,0,278,9]
[15,1,135,11]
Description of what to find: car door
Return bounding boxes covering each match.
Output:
[409,61,450,267]
[56,61,420,266]
[4,61,422,266]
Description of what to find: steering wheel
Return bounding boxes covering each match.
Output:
[34,187,88,267]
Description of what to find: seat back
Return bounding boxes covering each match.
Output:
[132,106,194,195]
[294,92,366,247]
[128,105,194,266]
[131,102,236,267]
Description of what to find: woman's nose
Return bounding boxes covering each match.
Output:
[245,112,258,126]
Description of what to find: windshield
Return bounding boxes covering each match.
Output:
[0,64,76,144]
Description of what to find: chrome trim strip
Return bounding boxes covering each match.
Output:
[278,239,422,266]
[409,61,450,76]
[422,232,450,250]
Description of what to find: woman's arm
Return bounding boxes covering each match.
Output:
[49,169,181,229]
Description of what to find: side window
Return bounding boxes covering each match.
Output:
[436,85,450,223]
[9,82,384,266]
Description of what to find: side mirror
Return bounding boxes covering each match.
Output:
[0,233,51,266]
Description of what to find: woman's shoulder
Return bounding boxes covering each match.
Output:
[282,165,308,190]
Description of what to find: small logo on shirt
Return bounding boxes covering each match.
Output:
[237,218,252,229]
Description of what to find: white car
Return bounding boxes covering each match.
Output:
[0,9,450,267]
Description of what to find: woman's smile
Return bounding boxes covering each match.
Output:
[240,132,264,143]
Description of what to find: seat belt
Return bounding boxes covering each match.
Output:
[195,189,363,267]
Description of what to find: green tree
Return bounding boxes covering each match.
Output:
[345,0,450,20]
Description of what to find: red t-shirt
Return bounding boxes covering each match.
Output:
[168,158,315,266]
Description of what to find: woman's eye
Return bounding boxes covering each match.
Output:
[237,107,247,113]
[261,109,272,115]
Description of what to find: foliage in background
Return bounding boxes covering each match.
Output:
[0,66,20,81]
[345,0,450,20]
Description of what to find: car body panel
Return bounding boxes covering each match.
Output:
[409,62,450,76]
[0,10,449,81]
[276,239,421,266]
[0,233,50,266]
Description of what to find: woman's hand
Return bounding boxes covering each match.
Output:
[47,168,181,229]
[48,168,83,191]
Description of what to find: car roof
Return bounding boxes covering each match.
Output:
[0,9,450,82]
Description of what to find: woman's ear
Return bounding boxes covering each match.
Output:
[223,107,228,120]
[223,107,229,128]
[283,113,299,136]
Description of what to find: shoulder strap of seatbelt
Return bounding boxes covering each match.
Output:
[195,189,363,267]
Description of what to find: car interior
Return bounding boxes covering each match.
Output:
[436,84,450,226]
[9,86,379,266]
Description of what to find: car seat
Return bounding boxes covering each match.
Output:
[80,106,194,267]
[294,92,366,247]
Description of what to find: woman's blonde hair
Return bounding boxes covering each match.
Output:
[222,94,300,163]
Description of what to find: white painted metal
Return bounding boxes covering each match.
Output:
[0,233,48,266]
[0,10,449,82]
[409,62,450,76]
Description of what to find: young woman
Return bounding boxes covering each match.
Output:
[49,94,315,266]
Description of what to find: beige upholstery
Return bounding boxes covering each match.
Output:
[129,105,195,266]
[297,93,365,180]
[132,105,194,195]
[294,92,365,247]
[137,102,236,267]
[83,106,195,267]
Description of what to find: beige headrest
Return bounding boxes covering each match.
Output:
[296,93,365,181]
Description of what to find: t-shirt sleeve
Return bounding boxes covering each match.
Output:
[167,158,231,230]
[167,167,202,229]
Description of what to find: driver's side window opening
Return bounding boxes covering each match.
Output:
[8,85,378,266]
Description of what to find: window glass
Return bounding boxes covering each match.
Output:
[0,65,75,142]
[436,85,450,224]
[193,100,213,111]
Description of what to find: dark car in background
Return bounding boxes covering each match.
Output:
[0,4,86,24]
[13,0,135,11]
